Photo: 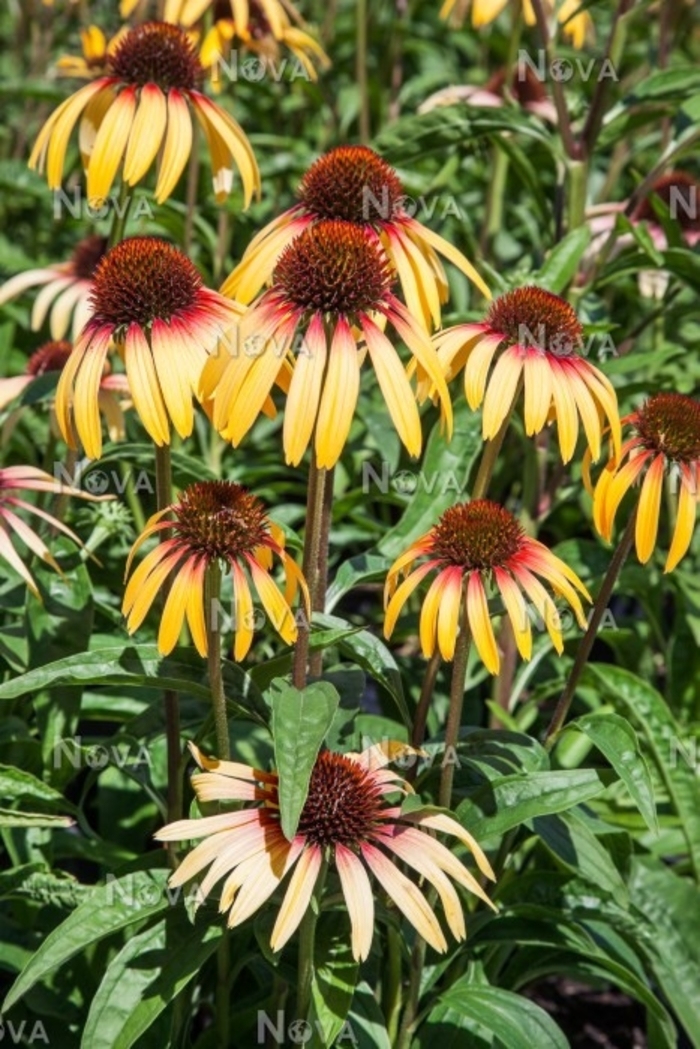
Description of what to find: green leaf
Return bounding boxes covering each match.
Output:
[0,764,78,814]
[566,712,657,833]
[81,911,221,1049]
[630,857,700,1047]
[536,226,591,293]
[309,913,360,1047]
[531,812,629,904]
[377,401,483,560]
[346,982,392,1049]
[271,681,340,840]
[456,769,611,841]
[584,665,700,879]
[0,644,268,725]
[2,865,171,1012]
[326,554,391,613]
[419,983,569,1048]
[0,808,75,828]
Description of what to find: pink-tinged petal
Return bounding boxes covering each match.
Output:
[335,844,375,961]
[191,772,274,804]
[388,824,496,909]
[402,811,496,881]
[155,810,260,842]
[0,523,40,595]
[360,841,447,953]
[223,837,303,925]
[187,741,278,783]
[494,566,532,660]
[374,827,465,941]
[270,844,323,953]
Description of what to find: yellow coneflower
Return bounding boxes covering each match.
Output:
[29,21,260,206]
[155,740,496,959]
[0,235,107,342]
[0,340,130,446]
[55,26,129,78]
[591,393,700,573]
[189,0,330,89]
[384,499,590,674]
[55,237,240,460]
[123,481,309,659]
[430,286,621,464]
[0,465,107,597]
[203,219,453,468]
[221,145,490,330]
[440,0,593,49]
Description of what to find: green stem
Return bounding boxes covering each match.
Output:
[438,623,471,809]
[308,466,334,678]
[544,508,636,749]
[108,180,132,249]
[383,924,403,1044]
[119,460,146,534]
[205,560,230,760]
[215,934,230,1049]
[395,935,426,1049]
[470,398,515,501]
[292,460,327,689]
[356,0,370,143]
[297,857,328,1019]
[566,157,588,232]
[528,0,579,160]
[411,649,442,750]
[155,443,182,834]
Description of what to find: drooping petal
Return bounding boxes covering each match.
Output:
[335,844,375,961]
[466,572,499,674]
[270,844,323,953]
[665,469,698,572]
[635,453,665,563]
[360,841,447,953]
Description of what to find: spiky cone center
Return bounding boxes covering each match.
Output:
[297,146,405,227]
[634,393,700,463]
[71,234,108,281]
[89,237,202,334]
[431,500,525,571]
[171,481,270,561]
[26,340,73,376]
[108,22,203,91]
[273,220,394,315]
[297,751,385,847]
[633,172,700,233]
[487,286,583,358]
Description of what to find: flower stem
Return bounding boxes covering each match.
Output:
[292,460,327,689]
[108,180,132,249]
[205,560,230,760]
[356,0,370,143]
[528,0,579,160]
[383,924,403,1043]
[396,936,426,1049]
[308,466,334,678]
[155,443,182,831]
[411,650,442,750]
[215,934,230,1049]
[296,858,328,1019]
[544,508,636,749]
[439,622,471,809]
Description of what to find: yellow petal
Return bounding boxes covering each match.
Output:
[635,453,665,563]
[315,317,361,469]
[335,844,375,961]
[123,83,168,186]
[361,315,422,458]
[466,571,499,674]
[86,87,137,207]
[270,845,322,953]
[155,89,193,204]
